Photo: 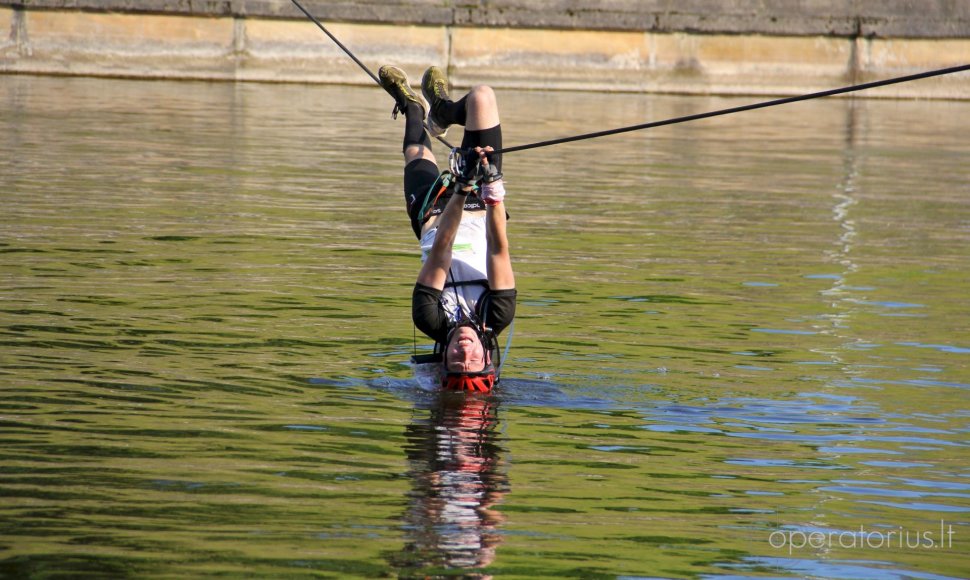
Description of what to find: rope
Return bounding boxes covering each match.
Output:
[499,320,514,375]
[494,64,970,155]
[289,0,453,149]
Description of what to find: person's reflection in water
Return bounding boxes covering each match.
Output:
[391,391,508,577]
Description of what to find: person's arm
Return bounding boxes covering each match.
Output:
[480,150,514,290]
[485,199,514,290]
[415,189,469,290]
[412,283,451,344]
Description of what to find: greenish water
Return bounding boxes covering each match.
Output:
[1,75,968,579]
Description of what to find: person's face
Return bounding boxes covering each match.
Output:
[445,325,487,373]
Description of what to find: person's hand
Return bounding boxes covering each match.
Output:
[479,146,503,184]
[454,147,483,191]
[478,146,505,206]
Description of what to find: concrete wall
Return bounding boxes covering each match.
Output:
[1,0,968,98]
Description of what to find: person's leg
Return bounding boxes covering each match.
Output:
[402,99,441,238]
[380,65,437,164]
[460,86,502,172]
[380,65,442,238]
[463,86,500,132]
[402,99,435,165]
[426,79,499,135]
[459,91,511,289]
[422,67,502,170]
[422,66,464,137]
[433,95,467,127]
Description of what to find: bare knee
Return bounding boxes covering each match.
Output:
[465,85,499,130]
[466,85,497,110]
[405,144,435,165]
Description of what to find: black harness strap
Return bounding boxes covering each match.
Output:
[444,278,489,289]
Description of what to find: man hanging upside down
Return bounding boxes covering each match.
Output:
[379,64,516,393]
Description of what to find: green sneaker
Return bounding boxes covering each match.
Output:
[378,65,425,120]
[421,66,452,137]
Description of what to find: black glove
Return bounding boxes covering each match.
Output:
[482,163,503,184]
[454,148,483,191]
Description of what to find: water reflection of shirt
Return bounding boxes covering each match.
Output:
[394,395,508,574]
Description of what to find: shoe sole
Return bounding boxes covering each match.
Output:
[425,118,448,138]
[421,67,450,138]
[379,66,427,113]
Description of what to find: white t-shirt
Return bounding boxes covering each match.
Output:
[420,213,489,324]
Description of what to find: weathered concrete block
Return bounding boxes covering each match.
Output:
[690,35,851,76]
[0,7,14,52]
[450,27,652,92]
[239,19,448,83]
[450,0,969,37]
[16,10,238,78]
[235,0,455,25]
[25,10,234,53]
[861,37,970,70]
[14,0,235,16]
[3,0,969,37]
[453,27,646,69]
[855,37,970,98]
[449,27,859,96]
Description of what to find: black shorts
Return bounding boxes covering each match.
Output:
[404,158,486,239]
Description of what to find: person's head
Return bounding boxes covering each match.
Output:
[441,321,496,392]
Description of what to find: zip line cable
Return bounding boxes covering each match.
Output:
[288,0,966,157]
[288,0,378,85]
[289,0,454,149]
[495,64,970,154]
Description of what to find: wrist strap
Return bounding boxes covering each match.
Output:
[481,180,505,205]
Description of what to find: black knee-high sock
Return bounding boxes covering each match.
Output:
[436,95,468,127]
[402,102,431,154]
[461,124,503,172]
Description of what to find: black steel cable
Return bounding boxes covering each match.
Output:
[494,64,970,155]
[290,0,454,149]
